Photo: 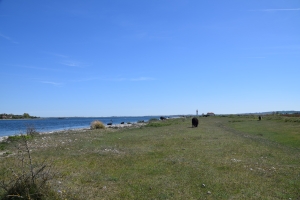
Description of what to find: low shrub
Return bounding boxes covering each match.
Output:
[0,135,60,200]
[26,125,39,137]
[5,126,38,143]
[90,120,105,129]
[0,144,6,151]
[6,135,32,142]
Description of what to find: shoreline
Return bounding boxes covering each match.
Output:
[0,116,163,139]
[0,122,146,142]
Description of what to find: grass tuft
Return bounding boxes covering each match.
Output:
[90,120,105,129]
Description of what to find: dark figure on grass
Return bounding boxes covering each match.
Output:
[192,117,198,128]
[160,116,166,120]
[258,116,262,121]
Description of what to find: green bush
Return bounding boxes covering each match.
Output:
[7,135,32,142]
[0,144,6,151]
[90,120,105,129]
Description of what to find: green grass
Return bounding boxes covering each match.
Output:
[0,143,6,151]
[6,134,33,142]
[1,117,300,199]
[144,120,173,127]
[225,115,300,148]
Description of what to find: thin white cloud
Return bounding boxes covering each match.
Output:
[0,33,10,40]
[251,8,300,12]
[70,77,100,82]
[27,66,56,71]
[102,77,155,82]
[12,64,64,72]
[64,76,155,83]
[244,56,266,59]
[40,81,63,86]
[0,33,18,44]
[103,77,126,81]
[61,61,79,67]
[130,77,155,81]
[44,52,69,58]
[60,60,89,68]
[133,31,174,41]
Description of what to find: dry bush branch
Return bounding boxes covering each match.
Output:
[0,135,60,200]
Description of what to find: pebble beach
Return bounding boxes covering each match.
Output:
[0,122,147,143]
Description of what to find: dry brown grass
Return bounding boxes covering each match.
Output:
[90,120,106,130]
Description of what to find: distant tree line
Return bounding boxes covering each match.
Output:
[0,113,39,119]
[280,113,300,117]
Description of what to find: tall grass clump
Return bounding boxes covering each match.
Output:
[90,120,105,129]
[0,135,60,200]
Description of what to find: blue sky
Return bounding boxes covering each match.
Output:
[1,0,299,117]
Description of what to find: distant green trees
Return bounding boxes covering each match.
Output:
[23,113,30,118]
[0,113,39,119]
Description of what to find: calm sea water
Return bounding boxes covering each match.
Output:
[0,116,164,137]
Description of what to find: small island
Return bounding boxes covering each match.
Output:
[0,113,39,119]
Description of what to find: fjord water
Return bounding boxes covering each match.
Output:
[0,116,161,137]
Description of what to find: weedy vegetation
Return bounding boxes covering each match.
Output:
[0,135,61,200]
[0,116,299,199]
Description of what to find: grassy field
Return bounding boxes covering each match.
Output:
[0,116,299,199]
